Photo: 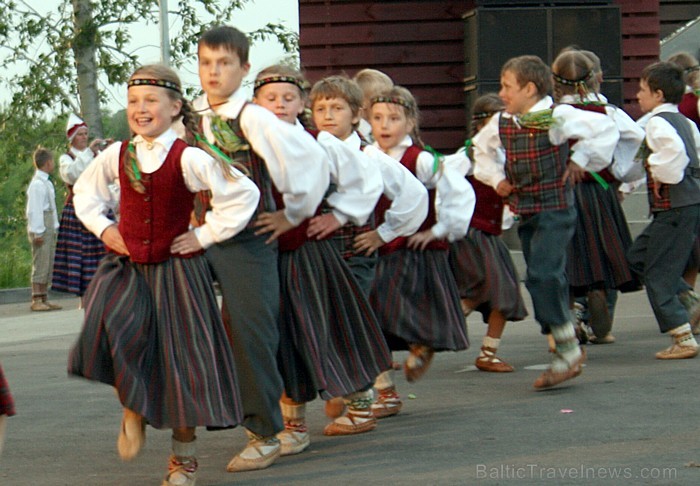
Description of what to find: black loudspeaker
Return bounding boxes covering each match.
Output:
[464,5,622,133]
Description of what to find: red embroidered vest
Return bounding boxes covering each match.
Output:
[118,140,199,263]
[376,145,448,255]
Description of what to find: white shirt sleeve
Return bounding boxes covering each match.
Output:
[550,104,619,171]
[645,115,699,185]
[240,104,330,226]
[607,105,646,182]
[472,113,508,190]
[26,178,47,234]
[363,145,429,243]
[59,150,94,185]
[415,150,474,240]
[315,131,383,226]
[73,143,122,239]
[180,147,260,248]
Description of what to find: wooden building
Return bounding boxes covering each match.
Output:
[299,0,694,151]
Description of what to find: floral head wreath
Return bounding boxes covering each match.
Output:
[370,95,412,110]
[253,75,308,93]
[128,78,182,94]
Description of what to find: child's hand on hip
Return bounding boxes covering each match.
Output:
[171,231,203,255]
[101,225,130,255]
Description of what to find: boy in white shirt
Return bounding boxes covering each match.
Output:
[627,61,700,358]
[26,147,61,311]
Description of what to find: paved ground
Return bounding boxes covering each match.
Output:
[1,286,699,485]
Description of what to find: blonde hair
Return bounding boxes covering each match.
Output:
[551,50,598,101]
[354,69,394,101]
[126,64,245,194]
[309,76,364,129]
[667,52,700,90]
[372,85,423,147]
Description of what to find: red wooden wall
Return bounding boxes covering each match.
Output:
[299,1,665,148]
[300,0,475,151]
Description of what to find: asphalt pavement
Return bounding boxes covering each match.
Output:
[0,287,699,485]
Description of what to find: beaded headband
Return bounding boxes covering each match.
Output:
[552,71,594,86]
[253,75,308,93]
[370,95,412,110]
[472,111,496,121]
[128,78,182,93]
[685,65,700,74]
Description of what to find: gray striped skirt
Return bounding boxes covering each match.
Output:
[567,181,641,297]
[449,228,528,323]
[68,254,243,430]
[370,248,469,352]
[277,239,392,404]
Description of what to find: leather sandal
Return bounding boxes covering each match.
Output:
[404,345,435,383]
[474,346,514,372]
[533,347,586,389]
[323,411,377,436]
[117,408,146,461]
[371,387,402,419]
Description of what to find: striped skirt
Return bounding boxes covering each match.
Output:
[449,228,528,323]
[0,363,15,417]
[52,201,107,296]
[277,240,392,404]
[370,248,469,352]
[68,254,242,430]
[567,182,641,297]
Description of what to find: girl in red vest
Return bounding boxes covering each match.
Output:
[449,93,528,373]
[368,86,474,394]
[253,65,391,452]
[551,49,645,345]
[69,64,260,486]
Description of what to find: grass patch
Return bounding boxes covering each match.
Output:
[0,235,31,289]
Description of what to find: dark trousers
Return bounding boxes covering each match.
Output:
[518,207,577,333]
[206,228,284,436]
[627,205,700,333]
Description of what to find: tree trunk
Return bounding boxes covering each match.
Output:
[72,0,104,138]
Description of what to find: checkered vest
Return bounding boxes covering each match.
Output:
[193,104,276,230]
[644,112,700,212]
[498,114,572,215]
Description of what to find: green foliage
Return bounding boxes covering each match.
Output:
[0,108,125,288]
[0,0,298,122]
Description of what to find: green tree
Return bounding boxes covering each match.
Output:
[0,0,298,136]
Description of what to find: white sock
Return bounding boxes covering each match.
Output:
[670,324,698,348]
[481,336,501,353]
[551,322,581,372]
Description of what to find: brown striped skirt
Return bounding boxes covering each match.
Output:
[567,181,641,297]
[277,239,392,404]
[370,248,469,352]
[68,254,243,430]
[449,228,528,323]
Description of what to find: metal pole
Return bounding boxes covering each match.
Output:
[159,0,171,66]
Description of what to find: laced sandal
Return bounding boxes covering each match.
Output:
[533,347,586,389]
[226,434,280,472]
[404,345,435,383]
[371,386,402,419]
[117,408,146,461]
[162,455,197,486]
[323,410,377,436]
[656,333,699,360]
[474,346,514,372]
